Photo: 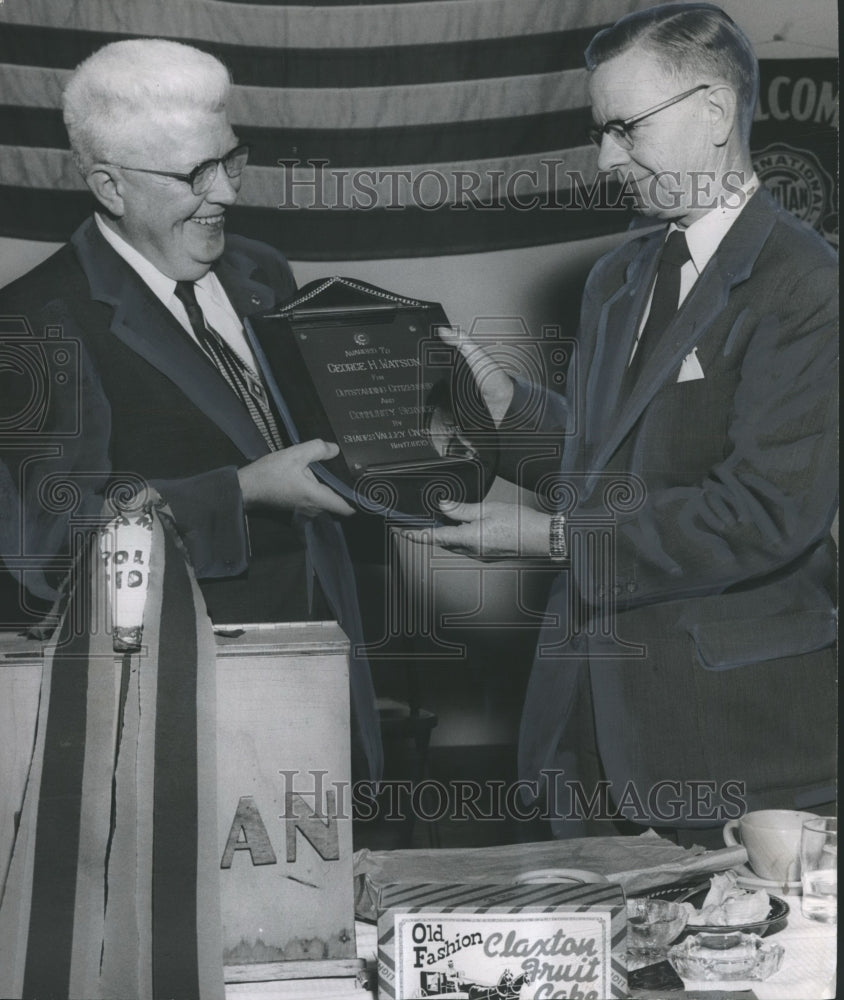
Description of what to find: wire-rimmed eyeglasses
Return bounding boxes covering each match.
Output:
[588,85,709,150]
[105,143,250,195]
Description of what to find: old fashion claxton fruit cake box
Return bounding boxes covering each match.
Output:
[376,881,627,999]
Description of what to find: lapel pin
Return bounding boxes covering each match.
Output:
[250,293,261,306]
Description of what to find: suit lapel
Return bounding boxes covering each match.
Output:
[584,229,662,452]
[590,190,779,475]
[214,251,278,318]
[71,219,277,460]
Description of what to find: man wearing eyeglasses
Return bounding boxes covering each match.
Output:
[0,38,381,778]
[406,3,837,840]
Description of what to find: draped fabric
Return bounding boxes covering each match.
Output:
[0,500,223,1000]
[0,0,660,259]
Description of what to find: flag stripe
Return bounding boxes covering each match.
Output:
[0,23,604,87]
[0,0,640,48]
[152,527,200,999]
[0,109,593,168]
[0,0,660,259]
[1,149,84,191]
[229,71,591,128]
[22,605,90,998]
[217,0,456,5]
[0,184,632,258]
[0,510,223,999]
[67,647,122,996]
[243,111,593,167]
[1,63,590,126]
[191,586,223,1000]
[0,109,67,151]
[0,145,602,201]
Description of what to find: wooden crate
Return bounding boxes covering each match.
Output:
[0,622,357,984]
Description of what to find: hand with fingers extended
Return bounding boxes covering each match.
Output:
[402,499,551,560]
[237,439,354,518]
[437,326,515,425]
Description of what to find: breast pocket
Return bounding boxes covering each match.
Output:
[637,373,737,484]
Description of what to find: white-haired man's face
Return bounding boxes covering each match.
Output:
[97,107,242,280]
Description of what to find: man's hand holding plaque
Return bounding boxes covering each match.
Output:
[237,440,355,518]
[246,277,499,521]
[403,499,551,561]
[401,326,555,560]
[434,326,515,425]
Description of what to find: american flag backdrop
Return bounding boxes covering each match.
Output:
[0,2,838,266]
[0,503,224,1000]
[0,0,672,262]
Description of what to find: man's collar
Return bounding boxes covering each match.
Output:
[671,173,761,273]
[94,213,179,298]
[94,212,221,300]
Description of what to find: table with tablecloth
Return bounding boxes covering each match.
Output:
[225,835,837,999]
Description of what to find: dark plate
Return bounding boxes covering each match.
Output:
[682,888,789,937]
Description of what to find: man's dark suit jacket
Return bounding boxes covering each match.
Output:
[0,217,382,778]
[507,190,837,830]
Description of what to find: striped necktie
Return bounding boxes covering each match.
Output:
[174,280,282,451]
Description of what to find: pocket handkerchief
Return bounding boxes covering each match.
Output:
[677,347,705,382]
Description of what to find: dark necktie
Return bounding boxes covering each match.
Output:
[174,280,282,450]
[626,229,692,385]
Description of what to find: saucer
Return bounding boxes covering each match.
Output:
[733,865,801,894]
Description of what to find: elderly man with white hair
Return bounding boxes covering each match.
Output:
[0,39,381,779]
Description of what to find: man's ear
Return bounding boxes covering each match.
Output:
[86,165,125,216]
[706,84,738,146]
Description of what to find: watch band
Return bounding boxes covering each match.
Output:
[549,512,568,561]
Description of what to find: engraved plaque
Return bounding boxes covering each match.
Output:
[246,277,498,520]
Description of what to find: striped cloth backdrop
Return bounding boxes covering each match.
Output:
[0,0,662,260]
[0,501,223,1000]
[0,3,837,263]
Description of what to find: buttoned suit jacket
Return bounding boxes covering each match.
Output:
[510,190,837,828]
[0,217,382,777]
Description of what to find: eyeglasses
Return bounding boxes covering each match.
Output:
[107,143,250,195]
[588,85,709,150]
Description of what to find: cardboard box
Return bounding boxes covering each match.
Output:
[376,881,627,1000]
[215,622,356,980]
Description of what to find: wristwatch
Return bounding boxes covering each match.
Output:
[549,512,568,561]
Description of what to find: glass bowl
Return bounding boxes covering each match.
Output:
[668,931,784,981]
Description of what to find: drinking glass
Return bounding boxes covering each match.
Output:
[626,898,688,965]
[800,816,837,923]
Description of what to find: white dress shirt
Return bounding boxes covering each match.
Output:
[632,174,761,361]
[94,213,256,365]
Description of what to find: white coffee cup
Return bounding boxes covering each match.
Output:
[723,809,818,882]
